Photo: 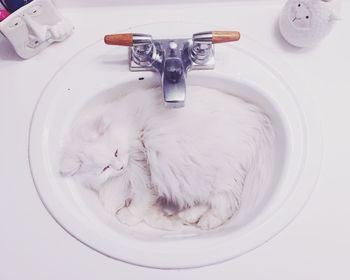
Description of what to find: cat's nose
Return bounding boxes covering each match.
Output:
[111,161,124,171]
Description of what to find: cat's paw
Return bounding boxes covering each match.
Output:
[197,212,225,230]
[144,210,182,231]
[116,207,143,226]
[99,194,122,216]
[178,205,209,225]
[146,217,182,231]
[99,186,126,215]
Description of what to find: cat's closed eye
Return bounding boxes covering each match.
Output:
[115,149,118,157]
[102,165,110,173]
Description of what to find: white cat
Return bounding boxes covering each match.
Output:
[60,86,275,230]
[279,0,341,47]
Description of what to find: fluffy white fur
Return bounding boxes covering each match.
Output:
[279,0,341,47]
[60,86,275,230]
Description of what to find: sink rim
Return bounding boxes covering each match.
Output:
[28,22,322,269]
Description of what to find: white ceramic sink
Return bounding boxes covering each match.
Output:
[29,22,322,268]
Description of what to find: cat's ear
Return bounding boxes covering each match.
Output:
[60,152,82,176]
[79,115,112,142]
[95,115,111,136]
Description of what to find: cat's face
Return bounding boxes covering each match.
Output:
[60,116,130,189]
[288,1,312,29]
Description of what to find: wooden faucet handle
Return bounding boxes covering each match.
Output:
[212,31,241,44]
[104,33,133,46]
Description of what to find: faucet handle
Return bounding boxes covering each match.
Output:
[192,31,240,44]
[190,31,240,65]
[104,33,134,46]
[212,31,240,44]
[104,33,155,68]
[104,33,152,46]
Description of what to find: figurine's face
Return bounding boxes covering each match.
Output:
[0,0,69,58]
[288,1,312,29]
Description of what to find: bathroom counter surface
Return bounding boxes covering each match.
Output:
[0,1,349,279]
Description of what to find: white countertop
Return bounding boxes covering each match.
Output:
[0,1,349,279]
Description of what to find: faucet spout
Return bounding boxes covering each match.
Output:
[162,57,186,108]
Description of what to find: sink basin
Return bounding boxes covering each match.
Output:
[29,22,322,268]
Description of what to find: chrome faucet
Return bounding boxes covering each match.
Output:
[104,31,240,108]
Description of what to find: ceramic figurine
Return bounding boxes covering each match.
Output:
[279,0,341,47]
[0,0,73,59]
